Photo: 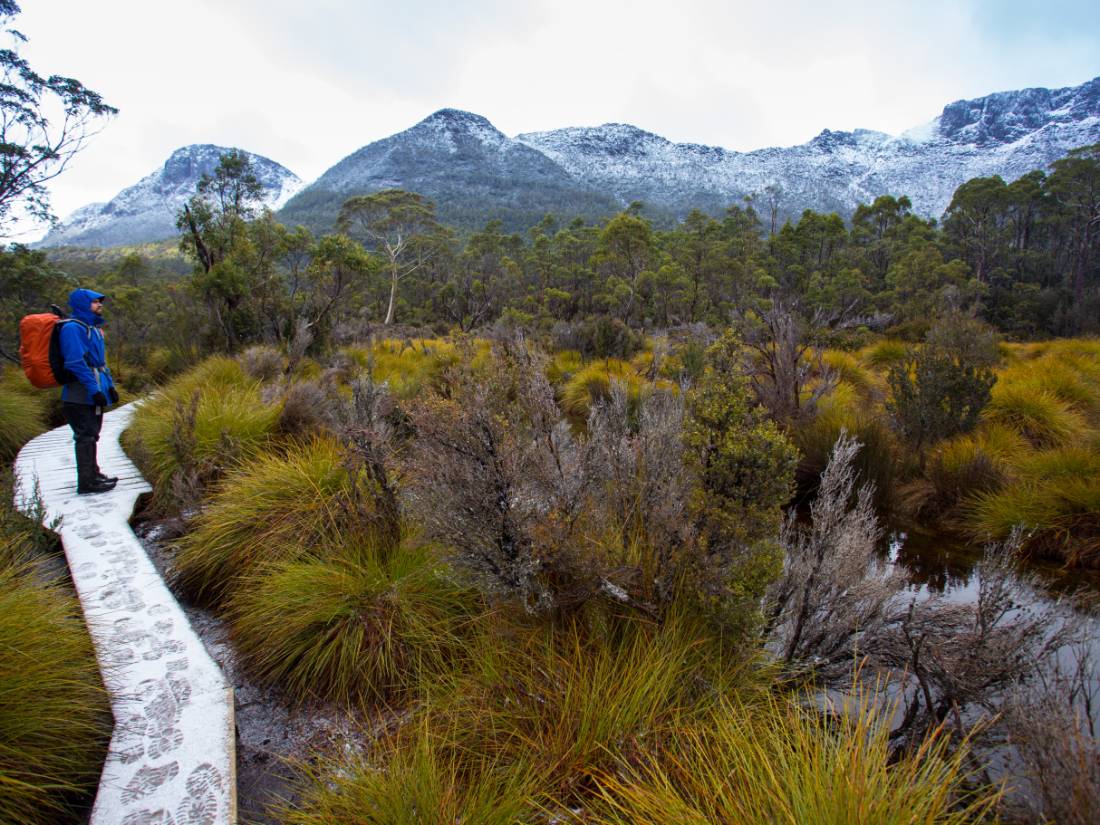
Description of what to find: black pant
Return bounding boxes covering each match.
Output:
[63,402,104,486]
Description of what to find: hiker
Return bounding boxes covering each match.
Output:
[61,288,120,494]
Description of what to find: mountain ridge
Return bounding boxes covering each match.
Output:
[39,76,1100,248]
[39,145,303,248]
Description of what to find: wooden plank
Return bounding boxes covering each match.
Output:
[14,404,237,825]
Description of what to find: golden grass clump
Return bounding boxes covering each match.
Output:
[982,383,1088,448]
[173,437,396,604]
[426,615,707,805]
[795,382,898,512]
[585,689,999,825]
[545,349,584,385]
[340,338,469,399]
[278,720,542,825]
[967,447,1100,566]
[0,564,111,825]
[124,357,281,508]
[560,359,677,426]
[0,366,50,460]
[821,349,880,396]
[227,540,474,706]
[858,339,909,369]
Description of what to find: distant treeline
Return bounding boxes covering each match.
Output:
[2,143,1098,372]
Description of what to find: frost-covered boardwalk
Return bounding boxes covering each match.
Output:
[14,405,236,825]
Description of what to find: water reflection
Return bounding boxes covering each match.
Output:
[889,528,1100,600]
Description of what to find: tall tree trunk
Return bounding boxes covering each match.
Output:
[384,262,398,325]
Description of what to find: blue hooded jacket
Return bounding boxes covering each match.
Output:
[60,288,116,405]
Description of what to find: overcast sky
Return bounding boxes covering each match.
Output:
[10,0,1100,240]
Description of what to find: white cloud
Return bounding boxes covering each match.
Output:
[6,0,1097,241]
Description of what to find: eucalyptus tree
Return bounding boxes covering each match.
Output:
[0,0,117,234]
[338,189,448,325]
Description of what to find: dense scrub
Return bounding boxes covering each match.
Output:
[124,340,1100,823]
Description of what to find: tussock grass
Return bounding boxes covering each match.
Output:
[924,431,1017,516]
[982,383,1087,448]
[228,540,474,706]
[560,359,677,426]
[795,382,898,512]
[0,564,110,825]
[585,688,999,825]
[428,614,710,804]
[340,338,471,399]
[545,349,583,385]
[858,339,909,369]
[279,719,543,825]
[822,350,881,396]
[173,437,394,604]
[124,356,281,510]
[0,366,49,460]
[967,449,1100,565]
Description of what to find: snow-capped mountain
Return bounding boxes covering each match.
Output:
[277,109,618,232]
[516,76,1100,221]
[39,77,1099,247]
[39,145,302,248]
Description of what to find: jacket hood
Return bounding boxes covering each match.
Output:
[68,288,106,326]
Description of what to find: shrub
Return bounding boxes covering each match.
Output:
[884,352,998,455]
[887,316,998,453]
[228,540,473,706]
[684,331,798,639]
[239,344,285,380]
[173,438,398,604]
[0,564,111,825]
[274,379,339,438]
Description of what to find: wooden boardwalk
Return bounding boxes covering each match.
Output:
[14,404,236,825]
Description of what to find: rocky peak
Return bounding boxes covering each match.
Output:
[937,77,1100,146]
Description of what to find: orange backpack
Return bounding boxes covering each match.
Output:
[18,310,89,389]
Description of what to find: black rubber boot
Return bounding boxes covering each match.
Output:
[77,441,116,494]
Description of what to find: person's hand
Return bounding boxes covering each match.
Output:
[92,392,108,408]
[108,387,120,404]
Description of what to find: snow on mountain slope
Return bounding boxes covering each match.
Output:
[39,145,302,248]
[517,76,1099,220]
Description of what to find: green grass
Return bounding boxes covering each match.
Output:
[172,438,396,604]
[0,367,50,461]
[982,383,1088,448]
[559,358,678,427]
[339,338,470,399]
[858,339,909,369]
[0,563,111,825]
[278,719,543,825]
[123,356,281,511]
[426,614,711,805]
[227,539,475,706]
[585,688,999,825]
